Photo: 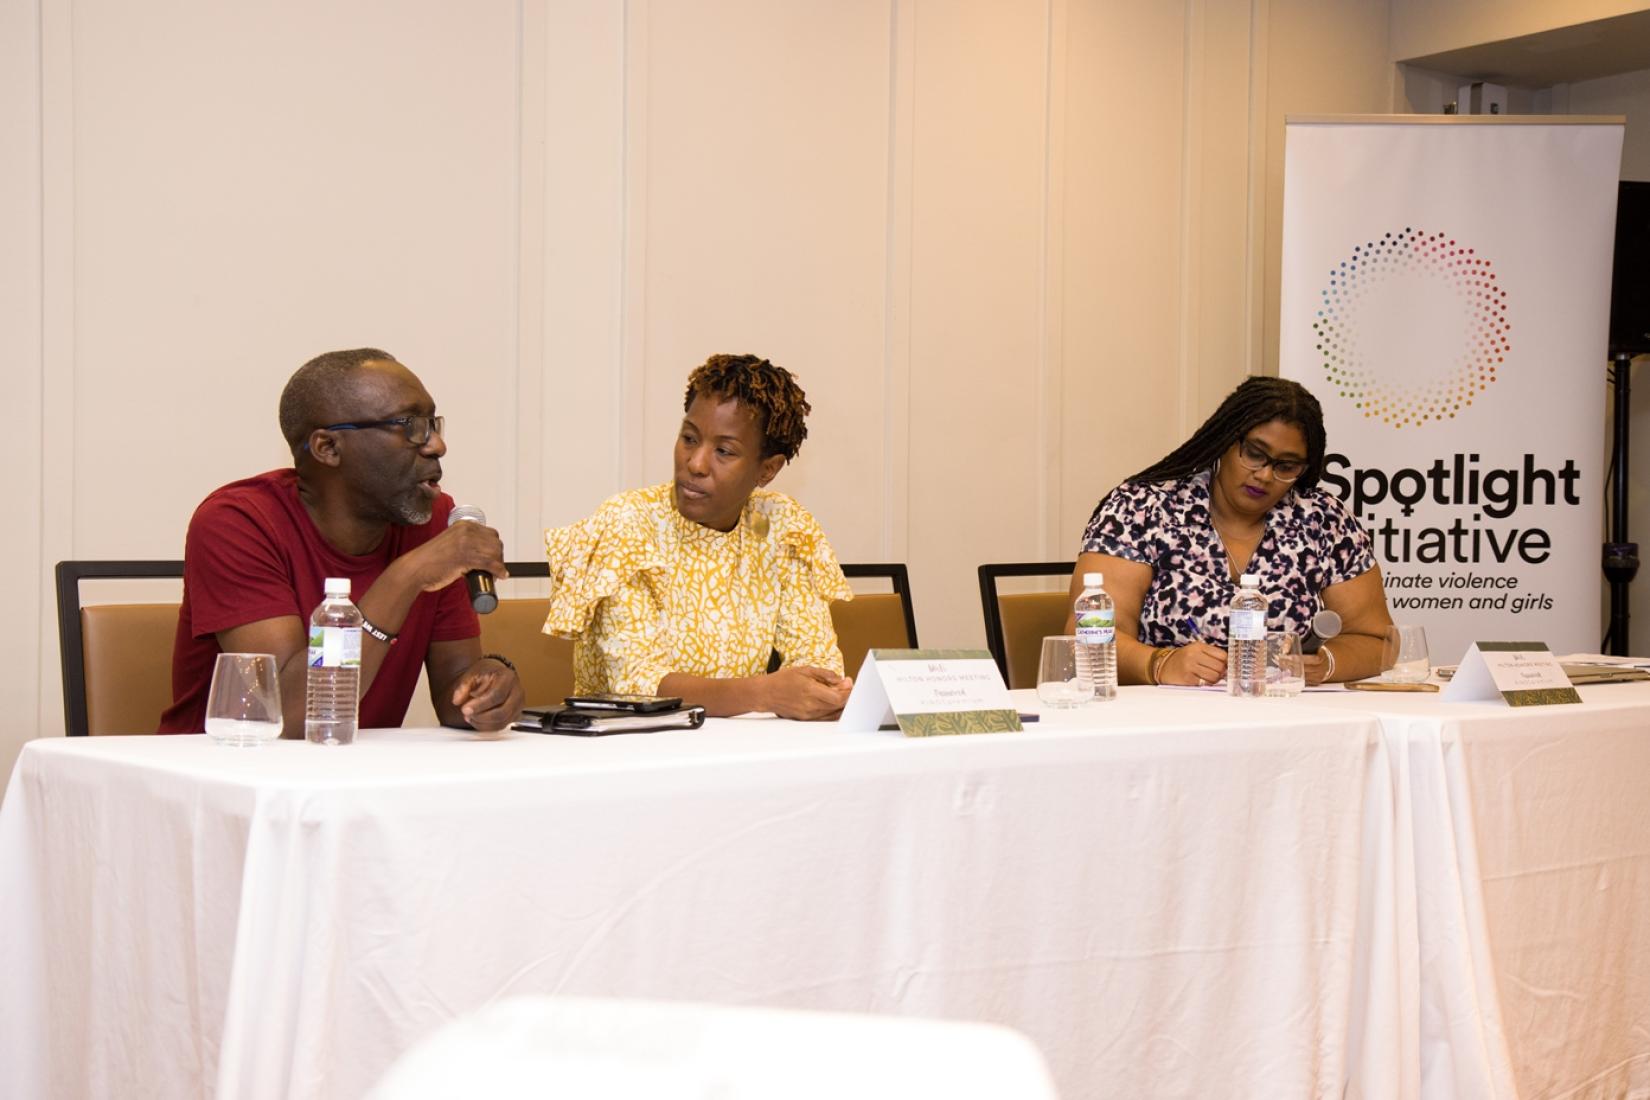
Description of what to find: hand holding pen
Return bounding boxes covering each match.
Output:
[1152,617,1228,687]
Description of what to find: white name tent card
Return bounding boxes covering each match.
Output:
[1441,641,1582,706]
[838,649,1022,736]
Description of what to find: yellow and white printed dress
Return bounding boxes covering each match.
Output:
[543,484,853,695]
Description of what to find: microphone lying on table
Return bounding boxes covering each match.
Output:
[447,504,499,614]
[1302,609,1341,654]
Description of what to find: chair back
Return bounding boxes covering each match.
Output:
[483,562,576,707]
[57,561,185,736]
[977,562,1075,689]
[832,564,919,679]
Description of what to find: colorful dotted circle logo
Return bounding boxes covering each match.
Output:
[1313,228,1510,428]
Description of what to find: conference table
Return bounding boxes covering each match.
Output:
[2,682,1646,1099]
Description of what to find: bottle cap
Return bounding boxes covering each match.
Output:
[1083,572,1103,587]
[1240,573,1259,587]
[324,577,351,596]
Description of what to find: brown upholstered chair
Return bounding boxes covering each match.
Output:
[56,561,185,736]
[977,562,1076,689]
[479,562,576,708]
[831,564,919,679]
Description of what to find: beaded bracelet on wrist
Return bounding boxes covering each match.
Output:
[480,652,517,672]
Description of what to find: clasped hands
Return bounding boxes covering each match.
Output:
[764,666,853,720]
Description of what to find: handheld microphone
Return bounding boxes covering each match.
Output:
[1302,608,1342,654]
[447,504,499,614]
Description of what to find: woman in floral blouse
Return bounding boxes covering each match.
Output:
[544,354,854,719]
[1068,377,1393,687]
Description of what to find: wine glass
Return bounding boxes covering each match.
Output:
[1037,636,1091,708]
[1265,632,1306,697]
[205,653,283,745]
[1381,625,1431,683]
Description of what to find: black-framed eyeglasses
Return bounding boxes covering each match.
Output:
[1235,436,1306,482]
[319,414,445,446]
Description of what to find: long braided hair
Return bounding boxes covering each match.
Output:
[684,354,812,460]
[1128,376,1328,492]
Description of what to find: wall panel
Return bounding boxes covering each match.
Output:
[905,0,1054,645]
[1059,0,1193,561]
[65,0,525,554]
[630,0,894,563]
[1,0,45,785]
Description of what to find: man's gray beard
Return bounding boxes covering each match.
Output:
[390,492,434,526]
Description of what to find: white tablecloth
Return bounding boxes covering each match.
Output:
[1311,682,1650,1098]
[363,995,1061,1100]
[1,691,1388,1100]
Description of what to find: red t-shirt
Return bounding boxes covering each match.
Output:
[158,469,480,733]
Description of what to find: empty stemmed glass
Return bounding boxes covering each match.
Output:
[205,653,283,746]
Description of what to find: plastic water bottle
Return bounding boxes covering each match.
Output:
[305,577,362,744]
[1073,572,1117,701]
[1227,573,1268,698]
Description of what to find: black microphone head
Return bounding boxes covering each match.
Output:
[449,504,487,527]
[470,572,498,614]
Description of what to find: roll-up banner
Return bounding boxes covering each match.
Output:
[1280,117,1624,663]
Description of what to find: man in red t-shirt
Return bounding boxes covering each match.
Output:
[159,348,524,735]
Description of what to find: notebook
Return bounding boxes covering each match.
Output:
[512,704,706,735]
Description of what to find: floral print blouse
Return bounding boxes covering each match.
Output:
[543,483,852,695]
[1081,470,1376,646]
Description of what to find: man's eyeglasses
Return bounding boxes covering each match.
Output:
[319,415,445,447]
[1235,437,1306,482]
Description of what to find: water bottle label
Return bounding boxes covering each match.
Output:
[1076,609,1115,645]
[308,626,363,668]
[1230,609,1266,641]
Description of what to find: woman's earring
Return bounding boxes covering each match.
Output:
[1211,456,1221,478]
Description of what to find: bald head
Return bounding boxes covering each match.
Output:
[279,348,399,455]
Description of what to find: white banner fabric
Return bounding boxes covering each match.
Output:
[1281,118,1623,663]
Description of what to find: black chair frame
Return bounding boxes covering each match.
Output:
[977,561,1075,683]
[56,560,186,737]
[840,562,919,649]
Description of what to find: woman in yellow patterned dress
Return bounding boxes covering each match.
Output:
[544,354,854,720]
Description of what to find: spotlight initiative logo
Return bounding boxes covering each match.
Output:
[1312,228,1511,429]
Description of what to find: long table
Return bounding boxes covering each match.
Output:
[1310,684,1650,1098]
[2,684,1647,1099]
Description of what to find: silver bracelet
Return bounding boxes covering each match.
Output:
[1321,644,1337,683]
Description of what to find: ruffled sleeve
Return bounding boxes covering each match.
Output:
[542,491,678,695]
[764,494,852,674]
[541,494,664,637]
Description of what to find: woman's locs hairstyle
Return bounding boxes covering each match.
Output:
[1128,376,1329,492]
[684,354,812,461]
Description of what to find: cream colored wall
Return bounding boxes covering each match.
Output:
[3,0,1401,783]
[1389,0,1650,60]
[1,0,45,791]
[1259,0,1400,377]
